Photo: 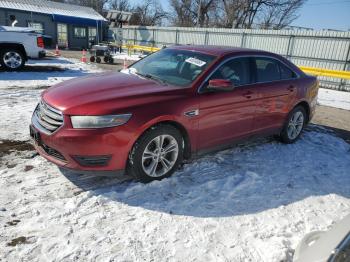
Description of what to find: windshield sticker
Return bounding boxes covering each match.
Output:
[120,67,137,75]
[185,57,206,67]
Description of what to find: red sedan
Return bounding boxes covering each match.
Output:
[30,46,319,182]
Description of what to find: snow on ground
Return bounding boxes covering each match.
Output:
[0,129,350,261]
[0,57,104,141]
[0,89,41,141]
[0,57,103,89]
[1,57,350,261]
[318,88,350,111]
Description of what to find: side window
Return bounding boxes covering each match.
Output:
[279,62,296,79]
[255,57,280,82]
[209,57,251,86]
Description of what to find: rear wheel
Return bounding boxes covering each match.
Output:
[0,49,25,71]
[280,106,306,143]
[128,125,184,183]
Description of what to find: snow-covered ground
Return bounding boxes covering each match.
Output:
[1,129,350,261]
[1,58,350,261]
[0,57,103,89]
[318,88,350,111]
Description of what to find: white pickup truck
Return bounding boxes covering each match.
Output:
[0,26,46,71]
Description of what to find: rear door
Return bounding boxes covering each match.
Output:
[198,57,258,150]
[252,57,298,132]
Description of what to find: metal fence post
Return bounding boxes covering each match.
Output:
[175,29,179,45]
[286,35,295,60]
[240,32,246,47]
[204,31,209,45]
[339,42,350,91]
[133,27,136,45]
[152,28,156,47]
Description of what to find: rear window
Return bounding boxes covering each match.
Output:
[254,57,296,82]
[280,62,296,79]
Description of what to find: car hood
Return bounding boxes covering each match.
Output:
[42,72,186,115]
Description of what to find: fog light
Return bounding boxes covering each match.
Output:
[72,155,112,167]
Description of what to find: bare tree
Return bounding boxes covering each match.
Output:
[259,0,306,29]
[170,0,196,27]
[129,0,167,26]
[218,0,307,29]
[196,0,217,27]
[107,0,131,11]
[169,0,217,27]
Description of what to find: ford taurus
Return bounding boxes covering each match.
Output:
[30,46,319,182]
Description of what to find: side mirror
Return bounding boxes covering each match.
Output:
[208,79,234,92]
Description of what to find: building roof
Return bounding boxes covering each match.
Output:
[0,0,106,21]
[0,25,37,32]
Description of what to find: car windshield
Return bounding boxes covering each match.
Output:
[128,48,216,87]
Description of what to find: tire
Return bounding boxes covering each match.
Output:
[128,125,184,183]
[279,106,307,144]
[0,49,25,71]
[108,57,114,64]
[96,57,101,63]
[103,56,109,63]
[90,56,95,63]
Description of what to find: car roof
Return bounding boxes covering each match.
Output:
[169,45,263,57]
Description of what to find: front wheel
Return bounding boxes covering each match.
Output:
[128,125,184,183]
[0,49,25,71]
[279,106,306,143]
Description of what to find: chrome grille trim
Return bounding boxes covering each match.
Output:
[32,100,63,135]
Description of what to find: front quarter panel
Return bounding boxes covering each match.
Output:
[124,90,200,160]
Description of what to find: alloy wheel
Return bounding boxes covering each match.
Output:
[3,51,23,69]
[141,134,179,177]
[287,111,304,140]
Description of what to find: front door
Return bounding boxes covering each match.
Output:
[198,57,258,150]
[57,23,68,47]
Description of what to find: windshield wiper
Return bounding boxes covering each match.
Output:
[135,72,168,85]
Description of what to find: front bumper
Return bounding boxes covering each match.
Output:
[30,119,131,176]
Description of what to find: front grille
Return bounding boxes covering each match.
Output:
[32,100,63,135]
[41,143,66,161]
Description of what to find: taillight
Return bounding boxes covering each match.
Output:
[37,36,44,48]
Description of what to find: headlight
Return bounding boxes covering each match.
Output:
[71,114,132,129]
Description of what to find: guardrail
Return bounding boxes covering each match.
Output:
[122,44,161,53]
[299,66,350,80]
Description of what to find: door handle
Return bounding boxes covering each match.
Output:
[242,91,253,99]
[287,86,295,92]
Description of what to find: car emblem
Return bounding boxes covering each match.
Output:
[184,109,199,117]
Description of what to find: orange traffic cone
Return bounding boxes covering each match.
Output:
[123,57,127,69]
[81,49,87,63]
[55,44,60,56]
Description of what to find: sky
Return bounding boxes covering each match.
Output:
[133,0,350,31]
[293,0,350,30]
